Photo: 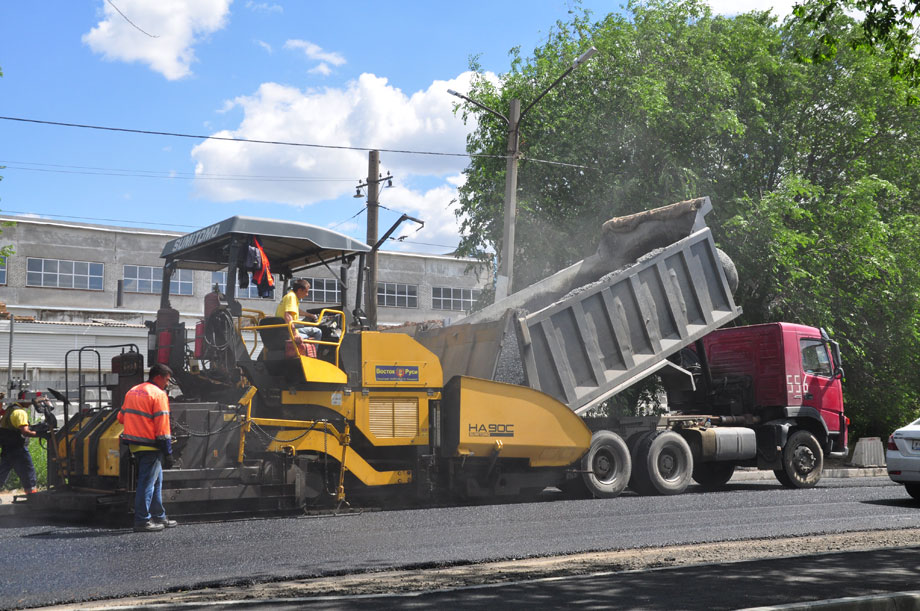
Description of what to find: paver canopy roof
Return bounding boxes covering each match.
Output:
[160,216,371,273]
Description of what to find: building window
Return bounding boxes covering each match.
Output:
[432,287,481,312]
[124,265,193,295]
[377,282,418,308]
[0,256,6,286]
[211,271,262,299]
[302,277,341,303]
[27,258,104,290]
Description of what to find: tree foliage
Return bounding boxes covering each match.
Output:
[794,0,920,91]
[453,0,920,437]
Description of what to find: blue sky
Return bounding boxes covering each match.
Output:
[0,1,789,255]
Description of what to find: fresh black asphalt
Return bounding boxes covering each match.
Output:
[1,477,917,609]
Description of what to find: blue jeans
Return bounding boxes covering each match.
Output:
[298,326,323,342]
[134,451,167,524]
[0,440,37,491]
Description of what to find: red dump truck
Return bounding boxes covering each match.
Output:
[414,197,848,497]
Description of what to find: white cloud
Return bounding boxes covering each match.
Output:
[190,71,492,248]
[284,40,346,66]
[82,0,232,80]
[256,40,273,54]
[707,0,796,18]
[308,62,332,76]
[380,180,467,253]
[246,1,282,13]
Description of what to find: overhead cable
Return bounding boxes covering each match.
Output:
[0,161,353,182]
[0,116,592,169]
[0,116,504,160]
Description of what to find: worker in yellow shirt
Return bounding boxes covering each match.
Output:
[0,398,41,494]
[275,278,322,351]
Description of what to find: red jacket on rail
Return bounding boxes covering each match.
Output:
[117,381,171,448]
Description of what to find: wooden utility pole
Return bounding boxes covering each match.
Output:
[365,150,380,329]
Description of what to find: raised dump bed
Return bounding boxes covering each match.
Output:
[516,225,740,414]
[413,197,742,414]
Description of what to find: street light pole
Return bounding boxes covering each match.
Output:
[497,98,521,301]
[449,46,597,301]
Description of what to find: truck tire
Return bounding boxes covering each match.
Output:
[774,430,823,488]
[692,461,735,490]
[581,430,631,498]
[628,431,656,495]
[631,430,693,496]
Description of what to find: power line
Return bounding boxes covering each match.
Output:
[0,210,199,229]
[106,0,159,38]
[0,209,460,249]
[0,116,593,169]
[0,116,504,160]
[330,205,367,229]
[388,237,458,249]
[0,160,353,182]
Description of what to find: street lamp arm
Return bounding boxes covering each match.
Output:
[447,88,509,125]
[519,47,597,122]
[519,66,574,122]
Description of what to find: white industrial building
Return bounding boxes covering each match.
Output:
[0,214,489,395]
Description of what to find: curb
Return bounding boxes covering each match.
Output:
[731,467,888,481]
[743,589,920,610]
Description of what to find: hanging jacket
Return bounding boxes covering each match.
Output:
[117,382,171,450]
[244,243,262,271]
[251,237,274,297]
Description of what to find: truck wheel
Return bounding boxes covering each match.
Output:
[905,483,920,501]
[632,430,693,495]
[775,430,823,488]
[581,430,631,498]
[629,431,656,495]
[692,462,735,490]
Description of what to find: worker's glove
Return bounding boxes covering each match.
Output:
[31,422,51,439]
[157,437,173,455]
[162,453,175,470]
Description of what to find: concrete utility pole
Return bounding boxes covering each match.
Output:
[448,46,597,301]
[365,150,380,330]
[496,99,521,301]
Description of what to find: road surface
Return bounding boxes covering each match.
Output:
[2,477,918,609]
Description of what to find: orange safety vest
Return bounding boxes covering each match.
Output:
[117,382,171,446]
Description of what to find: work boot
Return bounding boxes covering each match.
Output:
[133,521,166,533]
[153,518,178,528]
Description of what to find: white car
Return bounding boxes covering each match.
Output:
[887,418,920,500]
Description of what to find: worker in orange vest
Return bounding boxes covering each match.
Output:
[118,363,177,532]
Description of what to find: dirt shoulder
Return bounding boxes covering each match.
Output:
[38,528,920,609]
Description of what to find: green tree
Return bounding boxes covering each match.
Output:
[794,0,920,89]
[453,1,920,437]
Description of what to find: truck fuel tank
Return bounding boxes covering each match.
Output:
[685,426,757,462]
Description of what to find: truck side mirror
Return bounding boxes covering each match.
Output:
[834,366,845,381]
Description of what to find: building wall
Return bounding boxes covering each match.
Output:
[0,215,490,328]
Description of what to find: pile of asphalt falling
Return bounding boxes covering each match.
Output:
[560,247,665,302]
[494,330,525,386]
